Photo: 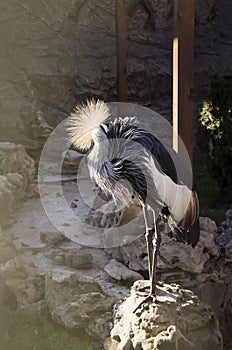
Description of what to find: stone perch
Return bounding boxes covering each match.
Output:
[105,280,223,350]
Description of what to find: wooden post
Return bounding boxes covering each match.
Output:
[173,0,195,164]
[116,0,128,102]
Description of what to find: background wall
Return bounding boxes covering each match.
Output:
[0,0,231,149]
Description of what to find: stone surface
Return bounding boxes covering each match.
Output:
[107,280,223,350]
[225,210,232,227]
[39,230,68,245]
[65,249,93,269]
[199,216,217,233]
[87,311,113,342]
[0,257,45,309]
[216,211,232,258]
[0,226,15,264]
[0,142,35,226]
[31,111,54,139]
[0,143,35,185]
[0,175,24,226]
[216,230,232,258]
[0,0,232,148]
[27,183,49,198]
[104,259,144,282]
[0,178,231,348]
[108,217,219,274]
[45,268,117,330]
[158,228,219,273]
[62,150,84,174]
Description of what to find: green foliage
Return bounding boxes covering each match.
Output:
[197,73,232,196]
[193,150,225,224]
[1,308,92,350]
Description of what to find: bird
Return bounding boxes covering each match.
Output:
[67,99,200,298]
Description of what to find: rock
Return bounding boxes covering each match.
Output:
[50,251,66,266]
[1,164,230,348]
[21,300,47,314]
[39,231,68,245]
[87,311,113,342]
[45,244,93,269]
[154,325,195,350]
[0,257,45,308]
[62,150,83,172]
[226,209,232,228]
[0,0,231,147]
[113,235,147,272]
[0,175,24,226]
[0,247,15,264]
[199,217,217,233]
[107,280,223,350]
[111,221,219,274]
[216,224,232,258]
[31,111,54,139]
[195,281,227,312]
[65,250,93,269]
[45,268,117,330]
[27,183,49,198]
[0,143,35,226]
[6,173,24,187]
[0,227,15,263]
[0,142,16,152]
[104,259,144,282]
[0,143,35,185]
[0,225,12,246]
[217,210,232,258]
[157,229,219,273]
[70,201,77,208]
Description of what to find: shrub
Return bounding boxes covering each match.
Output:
[197,73,232,197]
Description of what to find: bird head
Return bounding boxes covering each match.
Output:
[91,124,109,146]
[66,99,110,151]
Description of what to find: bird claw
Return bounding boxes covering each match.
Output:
[133,294,157,313]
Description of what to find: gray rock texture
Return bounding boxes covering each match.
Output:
[45,268,116,330]
[0,144,232,350]
[104,259,144,282]
[0,143,35,185]
[0,177,231,348]
[105,280,223,350]
[106,216,219,274]
[0,0,231,148]
[0,257,45,308]
[0,142,35,226]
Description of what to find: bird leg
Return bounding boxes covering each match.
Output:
[133,207,159,313]
[143,205,154,278]
[149,213,162,296]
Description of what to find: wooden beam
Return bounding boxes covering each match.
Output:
[116,0,128,102]
[173,0,195,164]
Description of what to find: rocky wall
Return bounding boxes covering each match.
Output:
[0,142,35,226]
[0,0,232,150]
[0,179,231,349]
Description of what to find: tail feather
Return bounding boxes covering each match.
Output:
[167,190,200,248]
[168,218,200,248]
[66,99,110,151]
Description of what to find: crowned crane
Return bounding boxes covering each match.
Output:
[67,100,200,298]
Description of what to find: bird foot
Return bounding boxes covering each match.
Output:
[133,294,157,314]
